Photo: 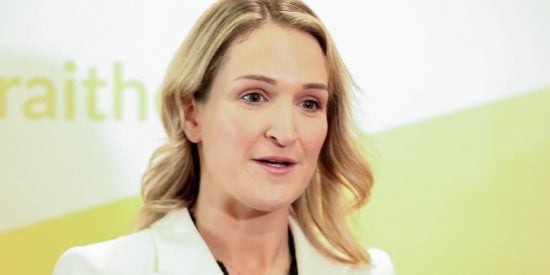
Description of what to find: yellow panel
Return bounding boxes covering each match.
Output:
[359,88,550,275]
[0,197,141,275]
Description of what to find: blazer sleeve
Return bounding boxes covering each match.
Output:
[52,247,99,275]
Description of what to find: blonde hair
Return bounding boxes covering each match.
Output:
[138,0,374,266]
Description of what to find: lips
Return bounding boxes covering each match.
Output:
[254,156,297,166]
[253,156,297,175]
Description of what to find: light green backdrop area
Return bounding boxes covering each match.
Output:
[0,88,549,275]
[361,88,550,274]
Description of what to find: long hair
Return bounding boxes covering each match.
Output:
[138,0,374,266]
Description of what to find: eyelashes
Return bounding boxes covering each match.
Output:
[241,92,267,105]
[240,90,323,112]
[298,99,321,111]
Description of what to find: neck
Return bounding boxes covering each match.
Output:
[192,195,291,274]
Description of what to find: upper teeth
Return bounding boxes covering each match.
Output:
[263,159,289,165]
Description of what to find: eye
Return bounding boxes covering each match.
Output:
[299,99,322,112]
[241,91,267,105]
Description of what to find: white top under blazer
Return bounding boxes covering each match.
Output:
[53,208,395,275]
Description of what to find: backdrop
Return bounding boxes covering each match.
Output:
[1,0,549,274]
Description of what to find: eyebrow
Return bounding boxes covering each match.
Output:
[235,74,328,90]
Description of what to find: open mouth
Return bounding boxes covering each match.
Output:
[253,157,297,175]
[255,159,294,167]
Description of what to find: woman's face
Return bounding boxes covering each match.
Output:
[189,23,329,213]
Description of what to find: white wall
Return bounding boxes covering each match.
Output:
[1,0,549,231]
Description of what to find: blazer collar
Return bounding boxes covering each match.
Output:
[149,208,346,275]
[288,217,346,275]
[150,208,222,274]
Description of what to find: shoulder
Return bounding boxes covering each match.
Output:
[53,229,155,275]
[347,248,395,275]
[367,248,395,274]
[288,216,394,275]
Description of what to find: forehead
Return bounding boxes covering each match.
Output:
[219,23,328,86]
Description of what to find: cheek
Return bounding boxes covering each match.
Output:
[300,118,328,157]
[203,106,262,157]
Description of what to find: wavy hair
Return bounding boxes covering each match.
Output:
[138,0,374,266]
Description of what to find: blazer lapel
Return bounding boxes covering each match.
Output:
[150,208,223,275]
[149,208,352,275]
[289,217,348,275]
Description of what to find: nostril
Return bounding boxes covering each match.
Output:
[265,120,298,147]
[269,136,288,147]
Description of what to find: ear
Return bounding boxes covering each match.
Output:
[181,96,202,143]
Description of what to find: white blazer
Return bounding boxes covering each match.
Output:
[53,208,394,275]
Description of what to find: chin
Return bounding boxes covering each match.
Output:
[255,194,306,212]
[237,180,308,213]
[246,194,296,213]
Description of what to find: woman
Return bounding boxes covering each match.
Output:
[54,0,394,274]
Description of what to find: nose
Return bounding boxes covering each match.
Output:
[265,103,298,147]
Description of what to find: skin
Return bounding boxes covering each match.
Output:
[183,22,329,275]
